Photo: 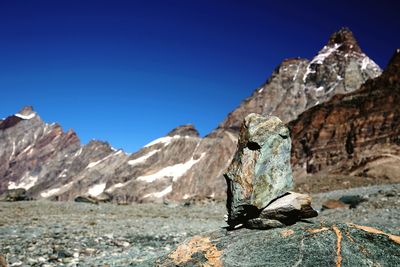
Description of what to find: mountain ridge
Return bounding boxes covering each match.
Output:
[1,28,392,203]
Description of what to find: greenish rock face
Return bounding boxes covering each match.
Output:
[224,113,293,226]
[154,223,400,267]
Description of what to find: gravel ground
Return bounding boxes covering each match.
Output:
[0,184,399,266]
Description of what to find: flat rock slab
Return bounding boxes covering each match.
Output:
[225,114,293,226]
[155,222,400,266]
[260,192,318,225]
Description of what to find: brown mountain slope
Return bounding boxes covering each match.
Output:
[290,49,400,191]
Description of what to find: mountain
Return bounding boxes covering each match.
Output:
[168,28,382,200]
[0,107,203,202]
[0,106,129,201]
[0,28,386,202]
[290,49,400,184]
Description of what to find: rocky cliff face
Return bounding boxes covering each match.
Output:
[0,28,388,202]
[290,49,400,182]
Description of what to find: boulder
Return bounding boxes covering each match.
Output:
[339,195,367,209]
[1,188,31,201]
[155,223,400,266]
[95,192,113,203]
[224,114,294,226]
[322,199,349,210]
[74,196,98,204]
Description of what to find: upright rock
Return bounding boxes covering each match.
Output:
[225,114,294,226]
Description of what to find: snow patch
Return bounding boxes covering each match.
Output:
[87,160,102,168]
[183,194,193,200]
[58,169,68,178]
[143,135,194,148]
[144,136,173,148]
[74,148,83,157]
[316,86,324,92]
[106,181,130,192]
[9,141,16,161]
[40,181,74,198]
[293,64,301,81]
[136,153,205,183]
[15,113,36,120]
[128,149,160,166]
[86,151,122,169]
[303,44,341,82]
[143,185,172,198]
[258,88,264,93]
[8,174,38,190]
[40,188,60,198]
[311,44,341,65]
[88,183,106,196]
[361,56,379,71]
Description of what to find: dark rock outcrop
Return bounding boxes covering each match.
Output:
[155,223,400,266]
[0,188,31,201]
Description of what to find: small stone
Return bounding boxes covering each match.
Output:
[81,248,96,256]
[57,249,73,259]
[322,199,349,210]
[48,254,58,261]
[62,258,71,264]
[112,240,130,248]
[260,192,318,225]
[339,195,367,208]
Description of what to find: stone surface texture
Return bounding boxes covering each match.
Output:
[224,114,293,226]
[156,223,400,267]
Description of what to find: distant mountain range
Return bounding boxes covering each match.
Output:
[1,28,398,203]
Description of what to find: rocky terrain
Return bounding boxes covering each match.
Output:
[0,28,389,203]
[1,113,398,266]
[155,112,399,266]
[0,184,398,266]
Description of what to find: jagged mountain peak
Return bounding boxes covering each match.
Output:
[167,124,199,137]
[0,106,39,130]
[327,27,362,53]
[17,105,34,115]
[14,106,37,120]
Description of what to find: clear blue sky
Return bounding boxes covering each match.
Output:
[1,0,399,152]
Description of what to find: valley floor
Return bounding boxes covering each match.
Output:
[0,183,399,267]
